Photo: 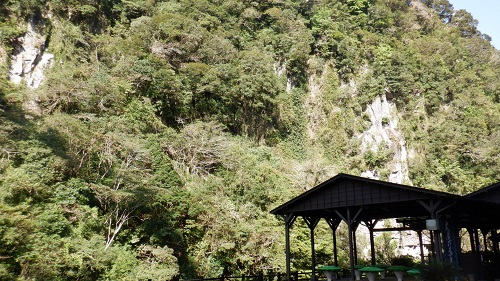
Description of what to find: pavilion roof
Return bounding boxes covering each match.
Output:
[270,173,500,229]
[466,181,500,203]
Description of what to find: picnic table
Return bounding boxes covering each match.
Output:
[375,264,390,278]
[387,266,410,281]
[353,265,366,281]
[317,266,342,281]
[359,267,385,281]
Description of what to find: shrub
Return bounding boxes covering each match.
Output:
[417,260,458,281]
[390,255,415,267]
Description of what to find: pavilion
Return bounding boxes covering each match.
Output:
[270,173,500,281]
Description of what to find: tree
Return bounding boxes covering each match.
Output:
[451,9,479,38]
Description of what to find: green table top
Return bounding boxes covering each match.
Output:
[406,269,422,276]
[318,266,341,271]
[354,265,366,269]
[359,267,385,272]
[374,264,390,269]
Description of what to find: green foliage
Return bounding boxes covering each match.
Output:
[375,226,397,263]
[417,260,459,281]
[131,56,182,123]
[347,0,369,15]
[364,149,389,169]
[390,255,416,267]
[121,97,164,134]
[451,9,479,38]
[0,0,499,279]
[135,245,179,281]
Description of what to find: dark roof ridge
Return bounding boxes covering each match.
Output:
[466,181,500,198]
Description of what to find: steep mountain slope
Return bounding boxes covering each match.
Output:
[0,0,499,279]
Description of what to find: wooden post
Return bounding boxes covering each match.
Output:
[364,219,379,265]
[418,200,443,261]
[284,214,296,281]
[285,222,291,281]
[348,213,355,281]
[333,230,338,267]
[304,217,320,281]
[473,228,483,280]
[326,218,341,267]
[430,230,436,259]
[353,227,358,265]
[492,230,499,253]
[369,228,375,265]
[474,228,481,252]
[481,229,489,252]
[468,228,475,253]
[311,226,316,280]
[352,222,360,265]
[336,207,363,281]
[418,230,425,264]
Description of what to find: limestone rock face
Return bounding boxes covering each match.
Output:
[9,21,54,88]
[0,44,7,67]
[361,170,379,180]
[358,94,411,185]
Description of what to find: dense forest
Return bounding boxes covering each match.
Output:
[0,0,499,280]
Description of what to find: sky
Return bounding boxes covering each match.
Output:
[449,0,500,49]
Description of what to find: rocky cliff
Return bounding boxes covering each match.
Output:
[9,21,53,89]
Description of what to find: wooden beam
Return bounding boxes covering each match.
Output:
[372,227,420,232]
[417,199,442,214]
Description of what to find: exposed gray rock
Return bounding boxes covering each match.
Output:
[361,170,379,180]
[9,21,54,88]
[0,44,6,67]
[358,94,411,184]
